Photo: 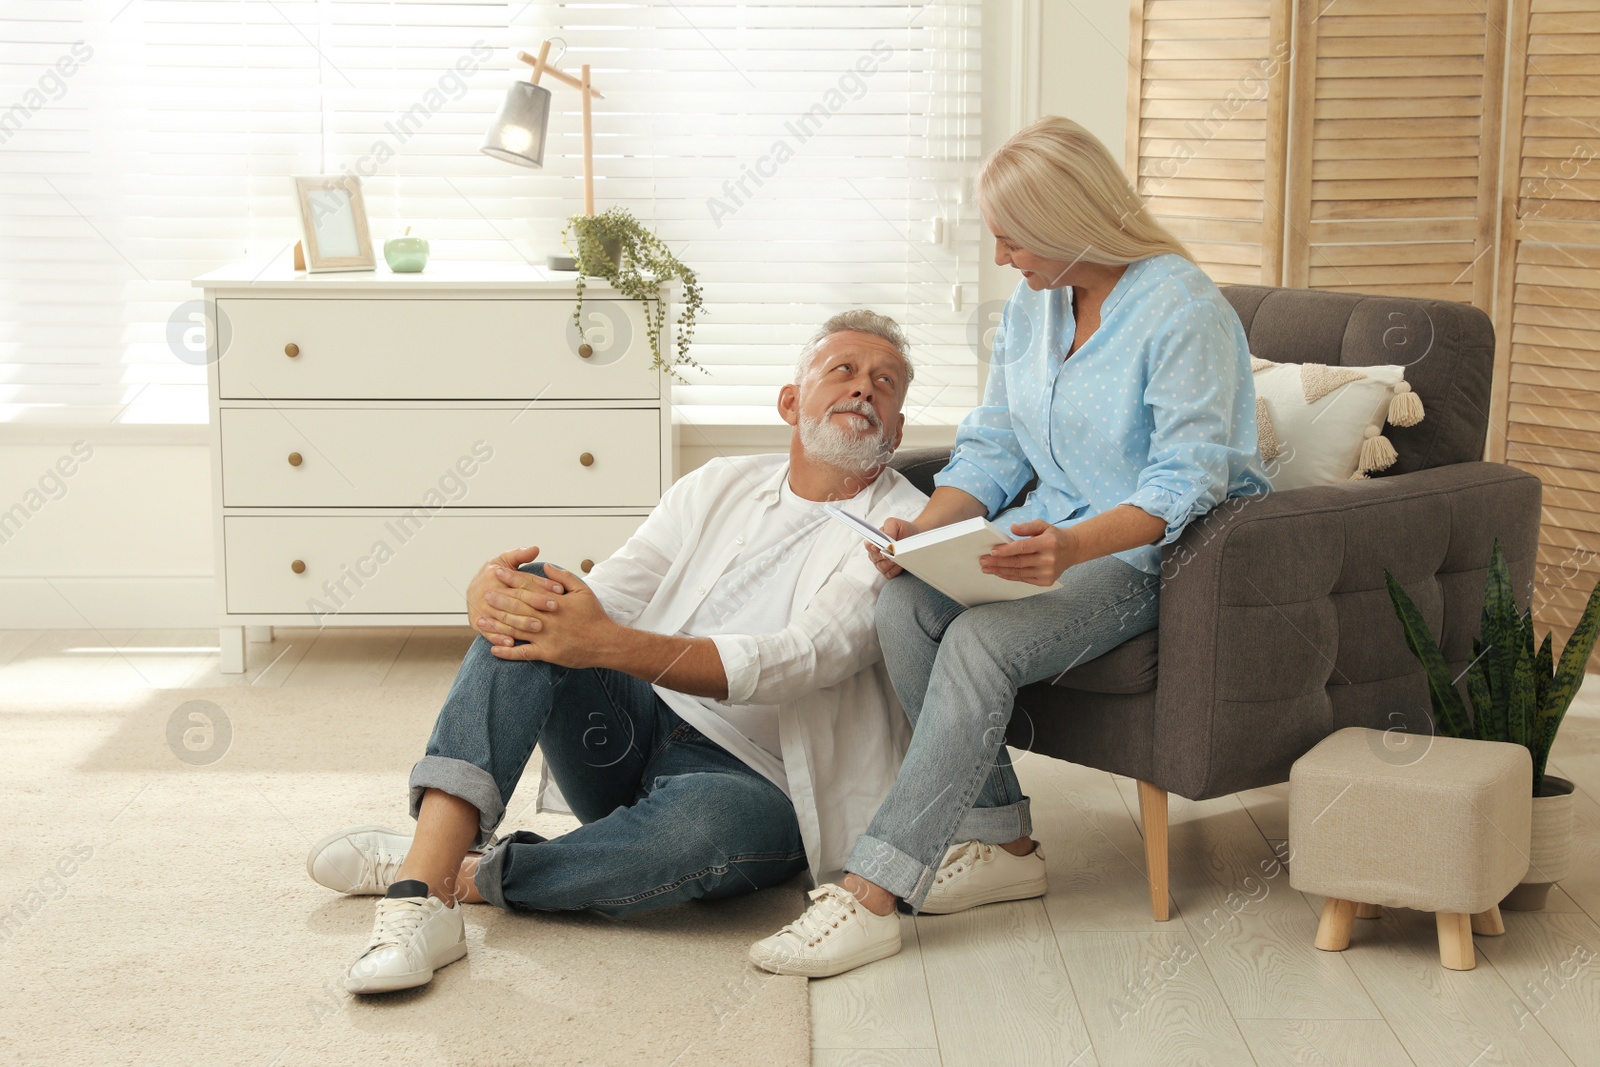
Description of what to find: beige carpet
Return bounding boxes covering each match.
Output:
[0,686,811,1066]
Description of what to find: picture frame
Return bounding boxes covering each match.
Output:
[291,175,375,272]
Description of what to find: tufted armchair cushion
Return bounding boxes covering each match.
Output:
[886,285,1541,802]
[1138,461,1538,797]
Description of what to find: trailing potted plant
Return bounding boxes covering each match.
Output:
[563,207,704,379]
[1385,541,1600,911]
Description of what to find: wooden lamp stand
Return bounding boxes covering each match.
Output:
[515,41,604,216]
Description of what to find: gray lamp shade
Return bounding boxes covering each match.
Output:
[481,81,553,168]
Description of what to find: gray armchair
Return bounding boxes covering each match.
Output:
[887,284,1542,920]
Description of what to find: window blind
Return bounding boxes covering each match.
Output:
[0,0,981,426]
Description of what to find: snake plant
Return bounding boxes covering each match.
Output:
[1384,540,1600,796]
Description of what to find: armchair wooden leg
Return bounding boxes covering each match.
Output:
[1315,898,1356,950]
[1136,780,1170,921]
[1437,912,1476,970]
[1355,902,1382,919]
[1471,905,1505,936]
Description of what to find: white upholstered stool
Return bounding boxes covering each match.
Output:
[1288,726,1531,970]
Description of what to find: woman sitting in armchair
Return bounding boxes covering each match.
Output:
[751,115,1273,978]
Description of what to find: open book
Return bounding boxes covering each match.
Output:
[823,504,1062,606]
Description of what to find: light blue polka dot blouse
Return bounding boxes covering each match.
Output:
[935,252,1273,576]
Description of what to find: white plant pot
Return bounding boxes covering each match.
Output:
[1500,774,1575,912]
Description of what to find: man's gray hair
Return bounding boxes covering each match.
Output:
[795,309,915,391]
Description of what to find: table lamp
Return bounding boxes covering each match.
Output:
[481,40,605,241]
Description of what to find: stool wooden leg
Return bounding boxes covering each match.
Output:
[1471,905,1505,936]
[1437,912,1476,970]
[1137,780,1170,921]
[1315,898,1357,951]
[1355,902,1382,919]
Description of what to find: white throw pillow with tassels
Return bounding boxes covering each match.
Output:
[1249,356,1426,491]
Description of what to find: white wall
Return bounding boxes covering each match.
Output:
[0,0,1129,630]
[0,426,214,628]
[1038,0,1130,161]
[975,0,1129,385]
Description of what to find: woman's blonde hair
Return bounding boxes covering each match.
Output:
[976,116,1191,267]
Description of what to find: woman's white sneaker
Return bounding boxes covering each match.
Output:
[748,883,901,978]
[917,839,1047,915]
[345,880,467,994]
[307,825,412,895]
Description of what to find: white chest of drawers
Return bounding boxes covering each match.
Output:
[194,261,672,673]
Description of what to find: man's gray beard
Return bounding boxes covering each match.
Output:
[797,406,893,475]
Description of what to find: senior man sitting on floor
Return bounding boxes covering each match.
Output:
[305,309,933,993]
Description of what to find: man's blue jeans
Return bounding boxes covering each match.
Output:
[844,555,1161,909]
[408,564,807,917]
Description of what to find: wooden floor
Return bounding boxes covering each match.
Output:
[5,625,1599,1067]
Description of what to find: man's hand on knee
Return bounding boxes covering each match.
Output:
[484,564,622,668]
[467,545,565,644]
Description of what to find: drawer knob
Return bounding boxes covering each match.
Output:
[581,559,595,573]
[287,452,303,467]
[284,343,300,358]
[290,559,306,574]
[578,342,594,358]
[579,451,595,467]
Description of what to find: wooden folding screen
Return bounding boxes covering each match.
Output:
[1490,0,1600,661]
[1281,0,1505,307]
[1125,0,1291,286]
[1128,0,1600,659]
[1127,0,1505,301]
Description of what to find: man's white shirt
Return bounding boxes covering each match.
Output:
[655,475,837,792]
[539,453,929,885]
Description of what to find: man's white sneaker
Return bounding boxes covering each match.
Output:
[748,883,901,978]
[345,880,467,994]
[307,825,412,895]
[917,839,1048,915]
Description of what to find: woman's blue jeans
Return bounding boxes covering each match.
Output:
[845,555,1161,910]
[408,565,807,918]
